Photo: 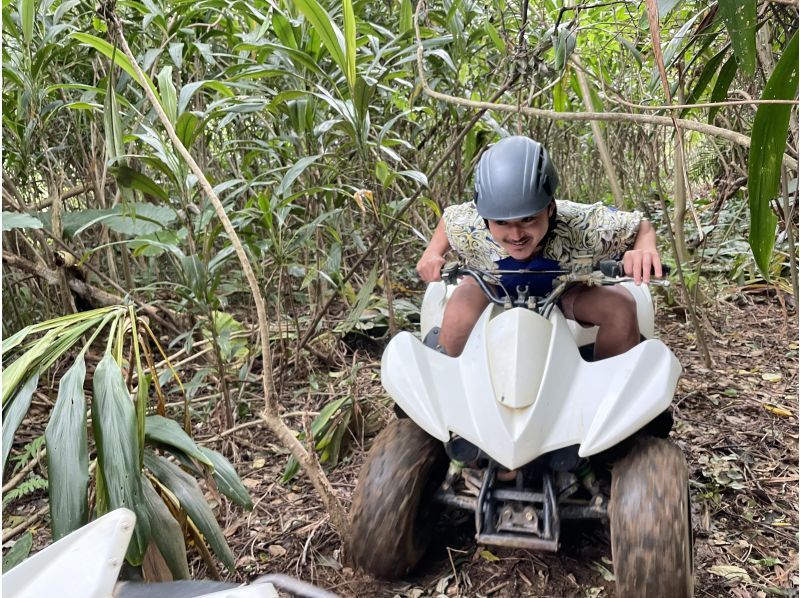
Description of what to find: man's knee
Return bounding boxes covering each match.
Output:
[572,286,638,329]
[439,282,488,356]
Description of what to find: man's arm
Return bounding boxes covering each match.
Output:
[416,218,451,282]
[622,219,662,285]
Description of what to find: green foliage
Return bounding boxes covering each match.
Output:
[2,532,33,572]
[2,212,44,231]
[8,436,45,476]
[3,476,49,510]
[747,31,798,279]
[1,308,251,573]
[717,0,757,75]
[282,396,353,483]
[45,358,89,540]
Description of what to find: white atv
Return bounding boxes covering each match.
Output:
[348,259,693,597]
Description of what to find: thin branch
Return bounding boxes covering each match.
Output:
[2,505,49,542]
[608,97,799,111]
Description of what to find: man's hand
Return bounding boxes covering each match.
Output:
[624,219,662,285]
[622,248,662,285]
[416,250,446,282]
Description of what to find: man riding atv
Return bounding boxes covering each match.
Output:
[415,135,663,359]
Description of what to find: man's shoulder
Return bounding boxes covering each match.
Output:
[555,199,607,217]
[443,200,480,224]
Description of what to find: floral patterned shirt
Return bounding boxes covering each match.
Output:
[442,200,643,270]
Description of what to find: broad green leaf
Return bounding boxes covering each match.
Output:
[128,229,184,258]
[2,532,32,571]
[141,475,191,580]
[104,83,125,163]
[2,373,39,469]
[2,212,44,231]
[353,75,376,125]
[144,450,235,571]
[175,111,201,148]
[111,165,169,202]
[375,160,390,185]
[292,0,347,77]
[397,170,429,187]
[485,21,505,54]
[658,0,682,17]
[708,55,738,123]
[104,202,178,237]
[553,26,576,72]
[177,80,233,115]
[181,255,207,299]
[680,47,727,117]
[19,0,34,46]
[553,77,568,112]
[92,354,150,565]
[343,0,356,90]
[748,31,798,279]
[651,9,703,89]
[718,0,756,76]
[618,36,643,67]
[157,66,178,124]
[272,10,298,48]
[399,0,412,34]
[3,331,51,405]
[338,264,378,335]
[71,33,157,93]
[198,447,253,509]
[1,325,34,356]
[145,415,213,467]
[168,42,183,69]
[277,154,322,198]
[45,358,89,541]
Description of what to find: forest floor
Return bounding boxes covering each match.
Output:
[215,286,798,598]
[4,286,798,597]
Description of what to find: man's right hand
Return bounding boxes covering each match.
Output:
[416,250,446,282]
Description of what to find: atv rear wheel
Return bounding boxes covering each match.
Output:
[348,418,449,578]
[610,437,693,598]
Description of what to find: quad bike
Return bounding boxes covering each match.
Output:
[348,257,693,597]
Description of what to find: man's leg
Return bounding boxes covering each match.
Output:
[561,285,639,359]
[439,278,490,356]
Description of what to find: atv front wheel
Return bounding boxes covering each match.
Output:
[610,437,693,598]
[348,418,449,578]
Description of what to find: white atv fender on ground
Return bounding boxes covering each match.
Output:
[2,508,337,598]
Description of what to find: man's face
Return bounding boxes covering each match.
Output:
[487,203,553,260]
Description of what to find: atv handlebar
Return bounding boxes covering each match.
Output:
[441,260,670,314]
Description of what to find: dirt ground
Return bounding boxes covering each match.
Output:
[4,287,798,597]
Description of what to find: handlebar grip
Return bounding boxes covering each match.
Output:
[598,260,671,277]
[599,260,623,277]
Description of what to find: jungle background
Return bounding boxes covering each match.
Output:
[1,0,798,596]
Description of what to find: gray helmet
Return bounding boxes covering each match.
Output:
[474,136,559,220]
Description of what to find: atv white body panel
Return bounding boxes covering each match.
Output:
[1,508,281,598]
[383,281,680,470]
